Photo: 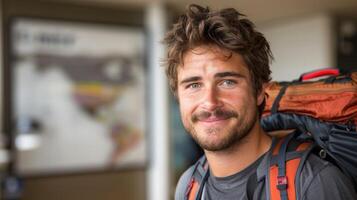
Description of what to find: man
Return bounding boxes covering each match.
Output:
[163,4,357,200]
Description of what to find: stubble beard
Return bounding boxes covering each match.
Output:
[184,108,258,152]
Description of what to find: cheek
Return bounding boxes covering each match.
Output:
[222,89,255,110]
[178,97,192,119]
[221,90,245,104]
[178,90,198,112]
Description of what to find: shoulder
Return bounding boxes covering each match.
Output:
[174,164,196,200]
[298,154,357,200]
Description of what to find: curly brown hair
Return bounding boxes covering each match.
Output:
[163,4,273,100]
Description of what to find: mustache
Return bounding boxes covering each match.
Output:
[192,108,238,122]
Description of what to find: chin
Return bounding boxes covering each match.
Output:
[195,132,233,151]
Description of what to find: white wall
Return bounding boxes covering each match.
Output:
[258,14,336,81]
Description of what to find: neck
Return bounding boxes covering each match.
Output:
[204,121,272,177]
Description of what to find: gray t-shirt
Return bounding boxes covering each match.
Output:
[204,154,264,200]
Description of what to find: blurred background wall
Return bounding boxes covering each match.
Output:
[259,14,335,81]
[0,0,357,200]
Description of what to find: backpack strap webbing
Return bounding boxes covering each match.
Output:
[187,180,199,200]
[193,169,209,200]
[269,135,313,200]
[185,156,209,200]
[271,85,289,114]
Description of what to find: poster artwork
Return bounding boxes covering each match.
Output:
[11,19,147,175]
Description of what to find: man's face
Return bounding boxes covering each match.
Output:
[177,46,265,152]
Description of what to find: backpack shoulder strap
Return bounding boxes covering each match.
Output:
[175,164,196,200]
[175,155,209,200]
[268,133,314,200]
[246,137,281,200]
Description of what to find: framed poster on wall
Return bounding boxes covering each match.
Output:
[9,17,147,176]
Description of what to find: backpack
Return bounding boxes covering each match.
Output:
[263,69,357,126]
[176,69,357,200]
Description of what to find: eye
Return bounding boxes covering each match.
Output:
[220,80,237,88]
[186,83,202,90]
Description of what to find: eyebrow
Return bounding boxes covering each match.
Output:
[179,76,202,85]
[214,71,245,78]
[179,71,245,85]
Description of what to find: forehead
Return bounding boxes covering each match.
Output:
[178,46,249,75]
[183,46,230,63]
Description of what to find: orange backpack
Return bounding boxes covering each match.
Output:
[263,69,357,126]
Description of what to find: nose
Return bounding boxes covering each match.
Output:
[200,87,222,111]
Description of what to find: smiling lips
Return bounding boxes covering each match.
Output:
[199,116,230,123]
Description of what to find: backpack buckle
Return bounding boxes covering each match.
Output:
[277,176,288,190]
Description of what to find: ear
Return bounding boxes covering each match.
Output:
[257,83,268,106]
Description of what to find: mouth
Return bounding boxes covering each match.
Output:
[197,116,231,126]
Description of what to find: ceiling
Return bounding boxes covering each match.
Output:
[52,0,357,24]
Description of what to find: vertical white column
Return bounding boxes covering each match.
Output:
[0,0,3,133]
[145,2,170,200]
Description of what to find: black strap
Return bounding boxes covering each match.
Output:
[195,169,209,200]
[270,151,305,166]
[247,172,258,200]
[271,85,289,114]
[286,136,302,152]
[276,133,295,200]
